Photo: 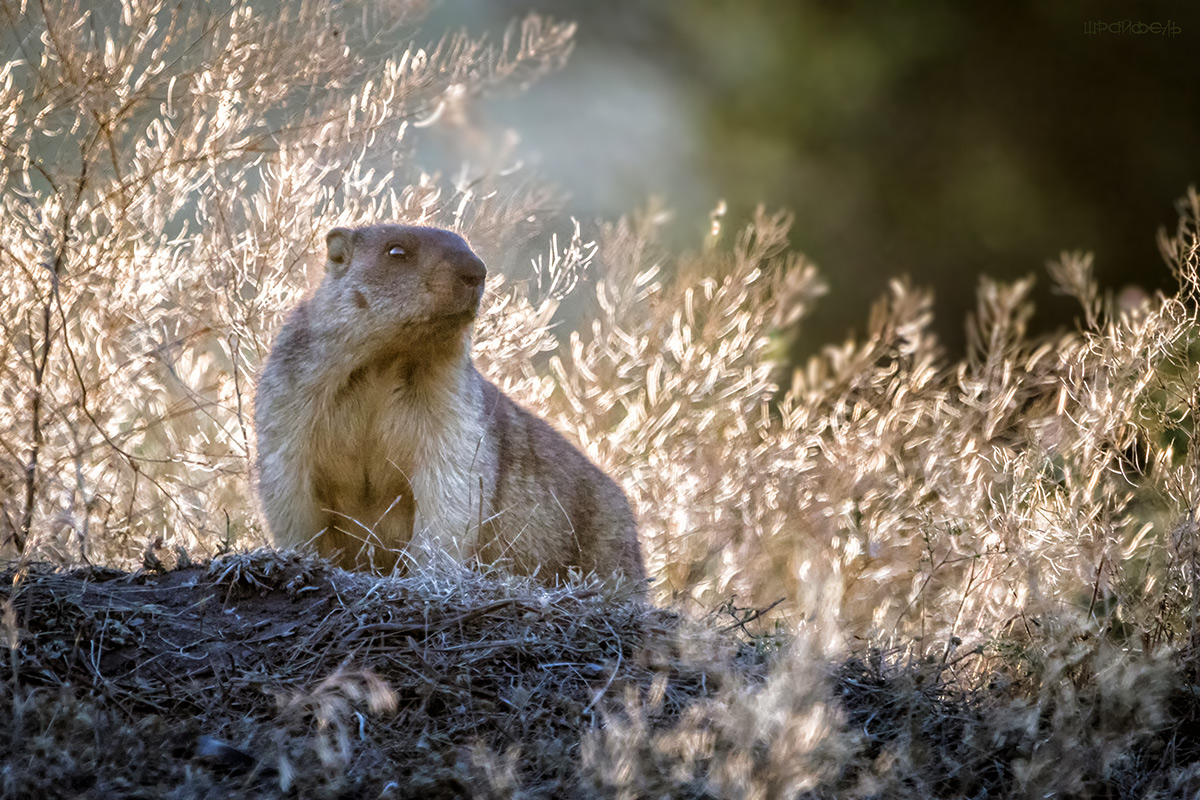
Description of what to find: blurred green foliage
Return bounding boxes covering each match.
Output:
[438,0,1200,355]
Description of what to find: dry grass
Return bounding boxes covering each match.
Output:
[4,551,1200,798]
[6,1,1200,797]
[0,550,729,798]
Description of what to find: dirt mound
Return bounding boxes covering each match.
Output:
[0,551,727,799]
[9,551,1200,799]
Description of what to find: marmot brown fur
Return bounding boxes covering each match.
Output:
[254,224,645,585]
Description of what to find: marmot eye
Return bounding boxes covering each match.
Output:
[388,245,408,258]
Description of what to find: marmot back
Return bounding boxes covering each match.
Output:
[254,224,646,586]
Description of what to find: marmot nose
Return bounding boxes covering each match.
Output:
[454,253,487,291]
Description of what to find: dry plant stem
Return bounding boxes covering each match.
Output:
[15,295,50,553]
[16,187,76,552]
[941,555,978,667]
[718,598,785,634]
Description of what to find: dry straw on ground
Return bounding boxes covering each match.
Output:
[1,550,730,798]
[4,550,1200,798]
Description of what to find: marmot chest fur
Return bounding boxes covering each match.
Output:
[254,224,645,585]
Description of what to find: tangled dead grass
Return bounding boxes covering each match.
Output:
[4,550,1200,799]
[0,550,726,798]
[0,554,710,796]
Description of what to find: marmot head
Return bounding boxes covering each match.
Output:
[322,224,487,353]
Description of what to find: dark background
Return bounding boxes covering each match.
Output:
[422,0,1200,356]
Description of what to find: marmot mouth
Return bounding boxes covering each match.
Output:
[390,309,477,340]
[430,308,478,326]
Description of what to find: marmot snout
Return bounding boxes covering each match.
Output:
[324,225,487,340]
[254,224,646,587]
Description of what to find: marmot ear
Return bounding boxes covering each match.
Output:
[326,228,353,278]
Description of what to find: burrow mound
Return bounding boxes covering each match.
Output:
[0,550,734,799]
[7,550,1200,799]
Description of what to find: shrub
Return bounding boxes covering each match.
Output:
[0,0,571,564]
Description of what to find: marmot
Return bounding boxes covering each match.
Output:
[254,224,645,585]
